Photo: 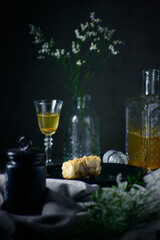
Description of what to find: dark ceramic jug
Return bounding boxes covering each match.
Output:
[4,136,46,215]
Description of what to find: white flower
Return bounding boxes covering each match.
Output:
[42,42,49,49]
[93,37,100,42]
[90,42,98,51]
[90,22,94,28]
[80,24,85,31]
[72,41,80,54]
[50,38,54,47]
[61,49,65,55]
[86,31,97,38]
[80,23,89,31]
[29,25,44,44]
[33,38,41,44]
[76,60,85,66]
[113,40,123,45]
[37,55,45,59]
[94,17,101,23]
[90,12,95,21]
[109,44,119,55]
[66,52,70,57]
[29,24,36,34]
[97,25,104,33]
[75,29,86,42]
[54,49,61,59]
[108,40,123,55]
[75,29,80,38]
[38,42,50,54]
[104,29,115,40]
[76,60,81,66]
[90,12,101,23]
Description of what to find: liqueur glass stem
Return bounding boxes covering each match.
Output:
[34,100,63,166]
[44,136,53,165]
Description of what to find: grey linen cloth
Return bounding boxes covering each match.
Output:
[1,170,160,240]
[0,174,99,240]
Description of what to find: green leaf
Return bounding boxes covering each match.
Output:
[127,174,132,185]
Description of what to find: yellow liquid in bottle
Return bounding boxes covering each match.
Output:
[37,113,60,136]
[128,130,160,170]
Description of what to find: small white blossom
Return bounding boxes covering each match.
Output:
[66,52,70,57]
[29,24,37,34]
[109,44,119,55]
[80,24,85,31]
[76,60,85,66]
[86,31,97,38]
[37,55,45,59]
[108,40,123,55]
[93,37,100,42]
[50,38,54,47]
[113,40,123,45]
[54,49,61,59]
[90,42,98,51]
[42,42,49,49]
[76,60,81,66]
[33,38,41,44]
[104,29,115,40]
[94,17,101,23]
[97,25,104,33]
[90,12,95,21]
[80,22,89,31]
[61,49,65,55]
[75,29,80,38]
[29,25,44,44]
[90,22,94,28]
[72,41,80,54]
[75,29,86,42]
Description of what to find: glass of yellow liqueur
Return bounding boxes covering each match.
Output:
[34,99,63,165]
[126,69,160,171]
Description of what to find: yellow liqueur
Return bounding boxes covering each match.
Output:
[127,130,160,170]
[37,113,60,136]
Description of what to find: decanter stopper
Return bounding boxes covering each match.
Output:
[142,69,160,95]
[103,150,128,164]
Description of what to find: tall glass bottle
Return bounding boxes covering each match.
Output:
[63,95,100,161]
[126,69,160,170]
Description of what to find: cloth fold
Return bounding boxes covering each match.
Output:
[1,170,160,240]
[0,174,99,240]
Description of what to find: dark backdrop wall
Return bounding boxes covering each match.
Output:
[1,0,160,167]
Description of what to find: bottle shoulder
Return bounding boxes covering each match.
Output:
[126,95,160,105]
[65,107,98,117]
[64,107,99,126]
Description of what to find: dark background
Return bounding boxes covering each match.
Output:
[0,0,160,168]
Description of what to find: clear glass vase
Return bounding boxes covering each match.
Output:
[63,95,100,161]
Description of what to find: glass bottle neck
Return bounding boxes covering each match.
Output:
[73,95,91,109]
[142,69,160,96]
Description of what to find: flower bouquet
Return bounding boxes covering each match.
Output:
[29,12,123,97]
[30,12,123,160]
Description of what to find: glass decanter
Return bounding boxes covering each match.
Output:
[126,69,160,170]
[63,95,100,161]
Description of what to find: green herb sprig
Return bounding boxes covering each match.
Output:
[59,172,160,240]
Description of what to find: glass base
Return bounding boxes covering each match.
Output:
[46,160,54,166]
